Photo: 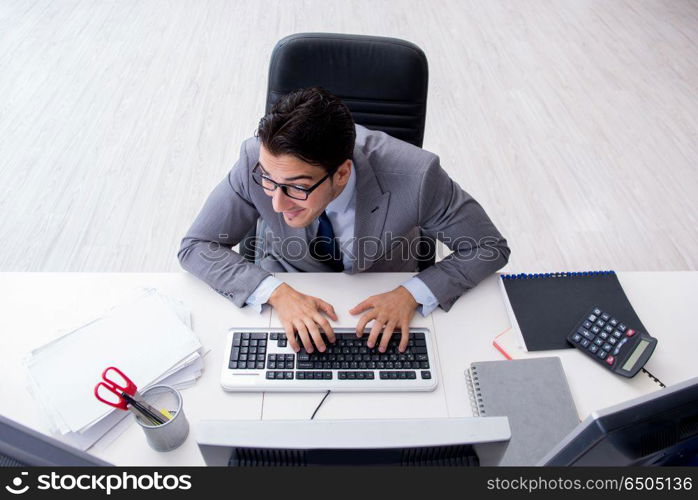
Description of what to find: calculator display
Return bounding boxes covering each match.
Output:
[622,340,649,371]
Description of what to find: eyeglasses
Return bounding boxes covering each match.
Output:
[251,162,336,201]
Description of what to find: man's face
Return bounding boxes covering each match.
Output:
[258,145,351,228]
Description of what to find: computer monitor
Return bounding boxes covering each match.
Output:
[0,414,112,466]
[197,417,511,466]
[540,376,698,466]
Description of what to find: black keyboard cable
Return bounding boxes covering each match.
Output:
[310,390,331,420]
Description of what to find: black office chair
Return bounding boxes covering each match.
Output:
[241,32,435,270]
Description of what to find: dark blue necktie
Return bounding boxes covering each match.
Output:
[311,211,344,272]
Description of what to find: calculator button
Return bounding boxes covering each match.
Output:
[591,326,601,334]
[583,321,593,329]
[626,329,636,337]
[596,350,607,360]
[593,308,602,316]
[606,355,615,365]
[594,338,603,346]
[612,330,623,338]
[609,318,618,326]
[604,325,613,333]
[601,313,611,321]
[595,320,605,328]
[589,345,599,353]
[608,337,617,345]
[613,347,620,355]
[602,343,612,352]
[600,332,609,340]
[618,324,627,332]
[572,333,582,343]
[588,314,597,322]
[581,339,590,348]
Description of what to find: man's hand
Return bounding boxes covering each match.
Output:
[267,283,337,353]
[349,286,418,352]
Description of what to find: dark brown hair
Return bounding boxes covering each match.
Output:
[256,87,356,172]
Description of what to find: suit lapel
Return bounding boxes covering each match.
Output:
[351,150,390,273]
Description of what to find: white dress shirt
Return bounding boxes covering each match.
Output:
[245,163,440,315]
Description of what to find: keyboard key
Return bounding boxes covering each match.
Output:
[407,371,416,379]
[379,372,389,380]
[284,372,293,379]
[228,361,238,369]
[247,361,256,369]
[266,372,276,379]
[256,362,265,369]
[339,372,347,379]
[242,333,250,340]
[297,372,305,379]
[252,332,267,340]
[421,371,431,379]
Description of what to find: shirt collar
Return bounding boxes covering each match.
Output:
[325,161,356,215]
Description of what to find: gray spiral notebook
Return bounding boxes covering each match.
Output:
[465,357,580,466]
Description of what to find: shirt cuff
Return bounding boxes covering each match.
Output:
[401,276,440,317]
[244,276,283,314]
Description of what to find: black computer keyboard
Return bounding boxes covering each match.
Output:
[220,328,438,392]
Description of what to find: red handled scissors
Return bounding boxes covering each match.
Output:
[94,366,166,424]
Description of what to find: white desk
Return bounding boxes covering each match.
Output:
[1,271,696,465]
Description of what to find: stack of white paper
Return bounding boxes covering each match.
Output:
[24,289,205,450]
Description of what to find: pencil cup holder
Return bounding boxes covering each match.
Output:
[135,385,189,452]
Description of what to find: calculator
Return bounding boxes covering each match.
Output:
[567,306,658,377]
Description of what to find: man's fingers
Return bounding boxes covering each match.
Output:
[294,320,314,353]
[398,321,410,352]
[318,300,338,321]
[355,310,376,338]
[368,321,383,350]
[305,318,326,353]
[349,298,373,316]
[379,321,397,352]
[284,323,300,353]
[314,314,336,344]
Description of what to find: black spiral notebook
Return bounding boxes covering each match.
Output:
[499,271,647,351]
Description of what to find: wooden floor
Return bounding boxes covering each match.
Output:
[0,0,696,274]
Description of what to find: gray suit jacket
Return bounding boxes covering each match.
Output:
[178,125,510,311]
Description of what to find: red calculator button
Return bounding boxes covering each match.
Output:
[606,355,615,366]
[626,329,636,337]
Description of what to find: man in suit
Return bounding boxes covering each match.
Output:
[178,87,510,354]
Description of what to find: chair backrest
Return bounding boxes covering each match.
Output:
[266,33,428,147]
[241,33,434,269]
